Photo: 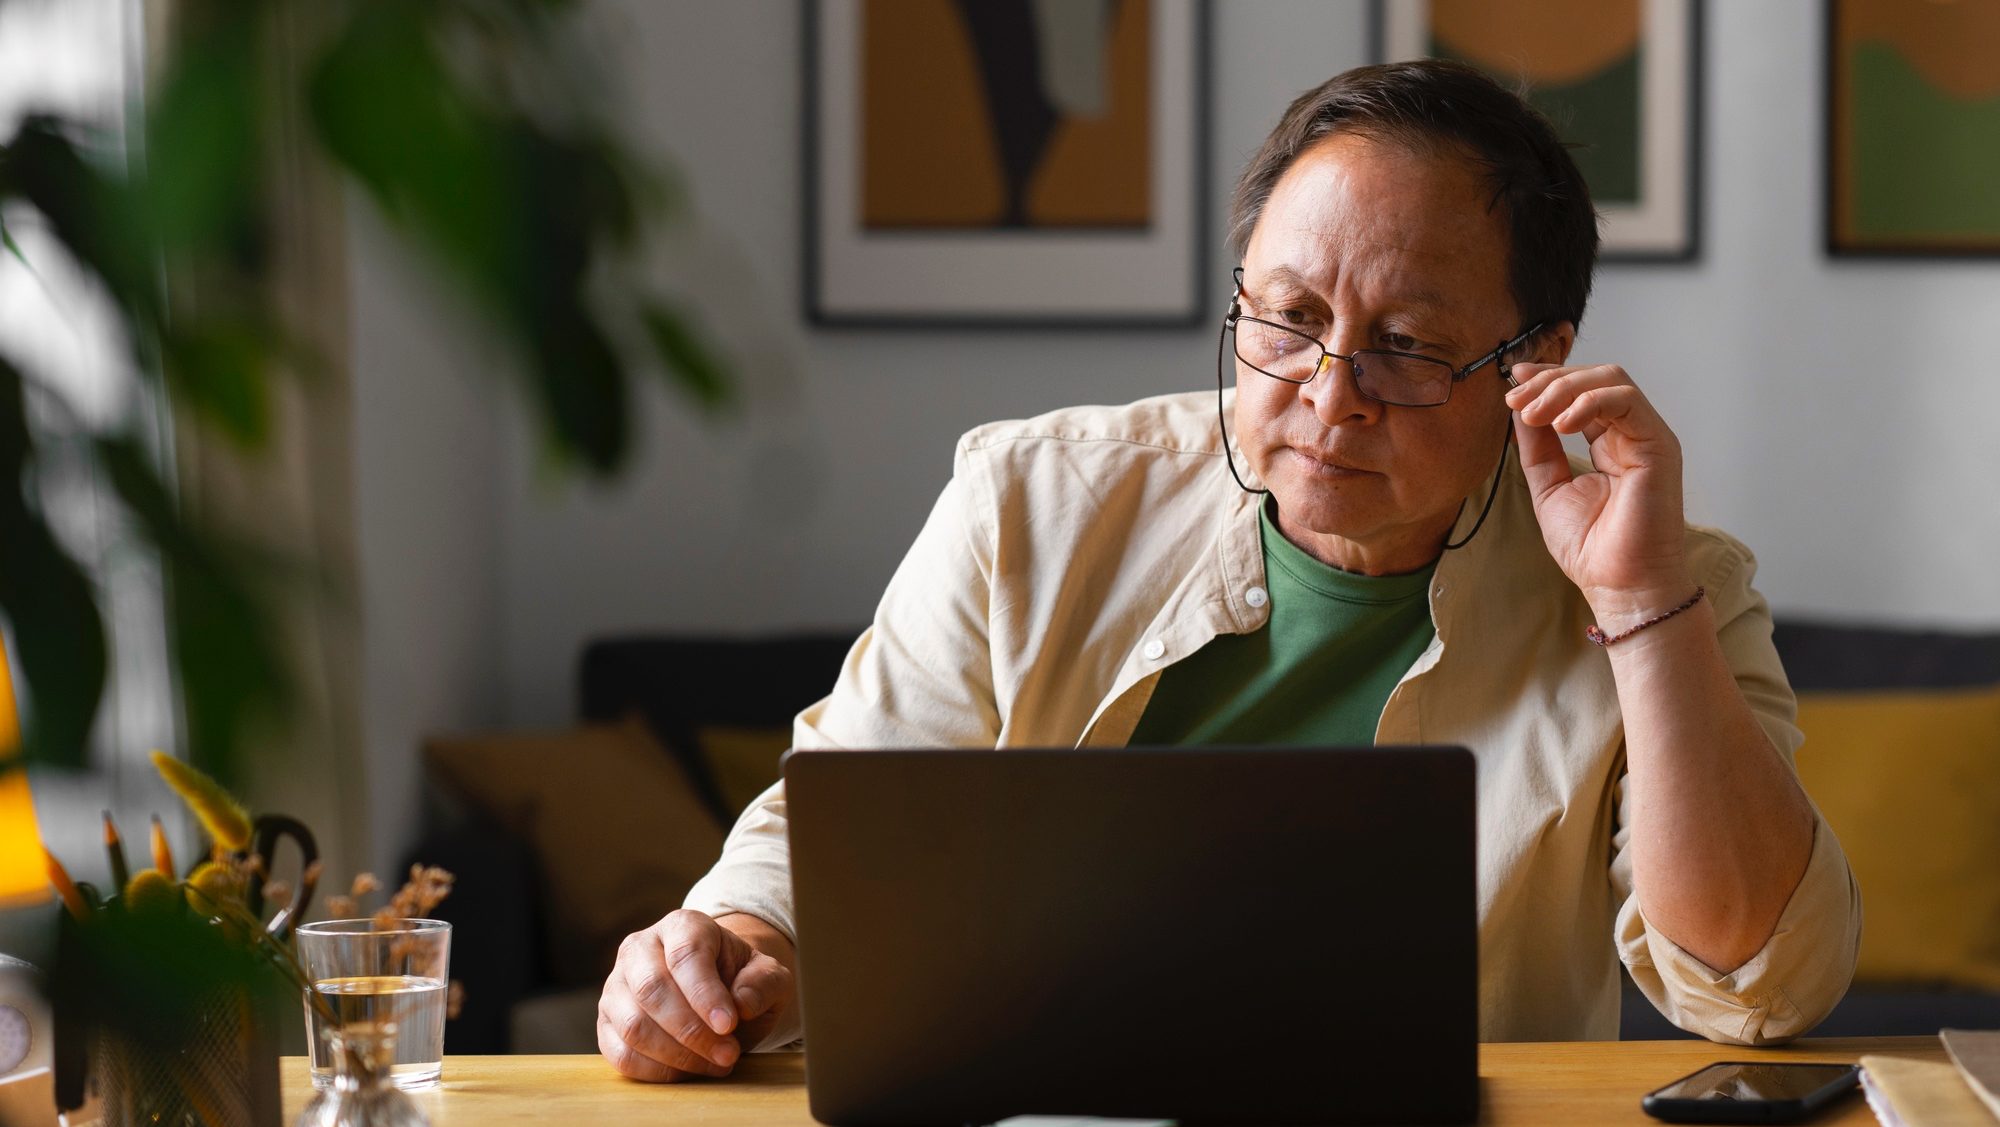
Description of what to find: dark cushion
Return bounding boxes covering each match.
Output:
[1772,619,2000,692]
[577,633,861,824]
[423,721,728,987]
[400,815,540,1054]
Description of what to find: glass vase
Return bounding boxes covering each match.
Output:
[293,1024,429,1127]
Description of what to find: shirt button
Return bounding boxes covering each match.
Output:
[1245,585,1269,608]
[1143,639,1166,661]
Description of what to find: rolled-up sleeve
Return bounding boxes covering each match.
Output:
[683,777,800,944]
[1610,537,1863,1044]
[1615,800,1861,1043]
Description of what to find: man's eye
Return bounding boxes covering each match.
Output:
[1381,332,1420,351]
[1280,305,1328,331]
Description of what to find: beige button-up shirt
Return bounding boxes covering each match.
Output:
[685,390,1861,1049]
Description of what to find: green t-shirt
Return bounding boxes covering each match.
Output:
[1127,498,1439,747]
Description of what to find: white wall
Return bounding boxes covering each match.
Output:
[1587,1,2000,632]
[351,0,2000,861]
[492,0,1379,727]
[350,200,506,876]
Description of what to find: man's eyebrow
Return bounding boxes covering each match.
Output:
[1244,266,1328,310]
[1377,279,1454,318]
[1398,287,1452,315]
[1254,265,1319,295]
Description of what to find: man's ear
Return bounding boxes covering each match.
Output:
[1536,320,1578,366]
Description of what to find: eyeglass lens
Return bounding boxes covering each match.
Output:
[1233,318,1456,407]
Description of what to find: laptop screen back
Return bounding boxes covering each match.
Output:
[785,746,1477,1126]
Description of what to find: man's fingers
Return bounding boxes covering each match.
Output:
[1507,361,1564,396]
[1507,365,1632,430]
[619,928,741,1069]
[1554,386,1677,459]
[627,962,741,1070]
[1513,413,1573,504]
[729,952,795,1020]
[598,973,713,1081]
[598,1013,685,1082]
[599,980,734,1080]
[661,912,743,1036]
[1554,385,1642,432]
[597,1010,727,1082]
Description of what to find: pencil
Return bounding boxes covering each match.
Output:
[150,814,174,878]
[102,809,130,891]
[43,846,87,920]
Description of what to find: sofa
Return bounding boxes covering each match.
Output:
[409,620,2000,1052]
[409,632,860,1053]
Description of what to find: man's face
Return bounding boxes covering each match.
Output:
[1234,131,1563,573]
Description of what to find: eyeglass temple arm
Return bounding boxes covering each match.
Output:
[1494,321,1547,388]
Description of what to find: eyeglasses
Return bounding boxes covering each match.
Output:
[1224,268,1543,408]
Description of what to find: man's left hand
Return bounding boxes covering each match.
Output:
[1505,362,1693,633]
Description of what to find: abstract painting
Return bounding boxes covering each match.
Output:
[862,0,1151,230]
[806,0,1207,326]
[1828,0,2000,256]
[1377,0,1701,260]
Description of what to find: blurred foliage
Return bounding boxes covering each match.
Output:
[0,0,730,783]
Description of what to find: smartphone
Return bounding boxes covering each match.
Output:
[1641,1061,1862,1124]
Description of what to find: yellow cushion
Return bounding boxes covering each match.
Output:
[1793,686,2000,990]
[424,719,725,983]
[695,725,794,818]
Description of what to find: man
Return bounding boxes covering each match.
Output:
[598,61,1861,1082]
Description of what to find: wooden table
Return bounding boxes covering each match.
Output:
[282,1038,1944,1125]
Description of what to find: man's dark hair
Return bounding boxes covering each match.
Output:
[1227,59,1600,331]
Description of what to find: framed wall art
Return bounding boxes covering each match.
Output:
[803,0,1209,327]
[1827,0,2000,256]
[1375,0,1702,261]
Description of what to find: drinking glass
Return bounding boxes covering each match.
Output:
[295,919,452,1091]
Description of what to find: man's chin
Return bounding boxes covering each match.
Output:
[1265,484,1385,541]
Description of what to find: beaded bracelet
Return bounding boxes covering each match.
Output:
[1585,587,1706,647]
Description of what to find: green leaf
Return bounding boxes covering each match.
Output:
[528,311,628,475]
[144,15,265,256]
[0,213,25,268]
[160,322,274,450]
[554,134,641,247]
[0,116,164,330]
[308,4,519,315]
[94,435,288,784]
[641,302,732,411]
[0,356,108,771]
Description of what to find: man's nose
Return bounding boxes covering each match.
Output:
[1299,347,1380,425]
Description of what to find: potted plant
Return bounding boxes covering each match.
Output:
[43,751,454,1126]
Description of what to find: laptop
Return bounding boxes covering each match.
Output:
[783,746,1478,1126]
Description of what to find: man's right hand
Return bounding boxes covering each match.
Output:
[598,909,797,1082]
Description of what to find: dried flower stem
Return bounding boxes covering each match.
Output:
[187,889,340,1028]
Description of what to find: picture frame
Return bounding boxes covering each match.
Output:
[1825,0,2000,257]
[1373,0,1702,262]
[803,0,1210,328]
